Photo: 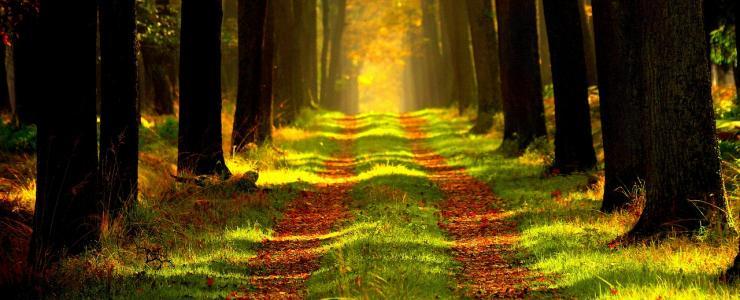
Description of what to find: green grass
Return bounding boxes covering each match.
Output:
[418,108,740,299]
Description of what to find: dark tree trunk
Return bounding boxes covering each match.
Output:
[320,0,330,106]
[321,0,346,111]
[30,0,99,266]
[273,0,299,124]
[0,43,9,112]
[178,0,230,177]
[735,3,739,103]
[232,0,268,152]
[592,0,646,213]
[467,0,502,134]
[627,0,727,238]
[542,0,596,173]
[421,0,443,107]
[300,0,318,106]
[11,11,39,124]
[256,0,275,144]
[496,0,546,152]
[440,0,477,114]
[142,46,176,115]
[99,0,139,217]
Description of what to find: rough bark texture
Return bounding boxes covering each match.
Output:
[178,0,230,177]
[628,0,727,238]
[496,0,546,152]
[421,0,443,107]
[542,0,596,173]
[321,0,346,111]
[592,0,646,213]
[100,0,139,217]
[232,0,268,151]
[31,0,99,265]
[440,0,477,114]
[467,0,502,134]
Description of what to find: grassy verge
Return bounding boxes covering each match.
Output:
[306,113,458,299]
[419,108,740,299]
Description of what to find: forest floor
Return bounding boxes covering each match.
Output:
[0,91,739,299]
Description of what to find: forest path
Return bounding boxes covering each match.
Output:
[234,117,358,299]
[400,114,532,298]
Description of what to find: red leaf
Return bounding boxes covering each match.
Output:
[206,277,214,287]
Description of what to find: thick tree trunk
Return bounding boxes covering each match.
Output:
[100,0,139,217]
[467,0,502,134]
[542,0,596,173]
[178,0,230,177]
[627,0,727,238]
[232,0,268,151]
[256,0,275,144]
[592,0,646,213]
[496,0,546,152]
[440,0,477,114]
[320,0,331,105]
[322,0,346,111]
[273,0,300,124]
[421,0,443,107]
[30,0,99,266]
[11,11,39,124]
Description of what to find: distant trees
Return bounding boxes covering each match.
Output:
[542,0,596,173]
[31,0,99,265]
[321,0,347,111]
[178,0,230,177]
[439,0,476,115]
[466,0,502,134]
[495,0,546,152]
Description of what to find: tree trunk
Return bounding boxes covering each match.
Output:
[322,0,347,111]
[440,0,476,114]
[421,0,443,107]
[11,11,39,124]
[627,0,727,238]
[496,0,546,152]
[232,0,268,152]
[0,43,9,112]
[142,46,175,115]
[301,0,318,107]
[99,0,139,217]
[320,0,331,106]
[735,3,739,104]
[273,0,299,124]
[578,0,598,86]
[542,0,596,173]
[256,0,275,144]
[592,0,646,213]
[30,0,99,266]
[535,0,551,87]
[178,0,230,177]
[467,0,502,134]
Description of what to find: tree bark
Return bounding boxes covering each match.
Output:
[578,0,598,86]
[535,0,552,87]
[30,0,99,265]
[273,0,300,124]
[300,0,318,107]
[542,0,596,173]
[10,11,39,124]
[99,0,139,217]
[421,0,443,107]
[592,0,646,213]
[256,0,275,144]
[178,0,230,177]
[496,0,546,152]
[440,0,477,114]
[0,43,9,112]
[627,0,727,238]
[467,0,502,134]
[232,0,268,152]
[320,0,331,106]
[321,0,346,111]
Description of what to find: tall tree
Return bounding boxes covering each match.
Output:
[321,0,347,111]
[440,0,477,114]
[299,0,318,107]
[99,0,139,216]
[421,0,443,107]
[30,0,99,265]
[578,0,598,86]
[496,0,546,152]
[627,0,727,238]
[467,0,502,134]
[535,0,551,86]
[178,0,230,177]
[0,43,9,112]
[320,0,331,106]
[592,0,645,212]
[9,8,38,124]
[273,0,300,124]
[542,0,596,173]
[232,0,269,152]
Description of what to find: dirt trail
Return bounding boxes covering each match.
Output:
[233,118,357,299]
[400,115,532,299]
